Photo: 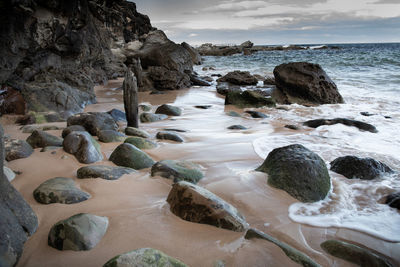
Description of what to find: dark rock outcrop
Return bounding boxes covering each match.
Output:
[5,138,34,161]
[217,71,258,86]
[109,143,155,170]
[26,130,63,148]
[330,156,393,180]
[182,42,202,65]
[151,160,204,184]
[197,43,242,56]
[67,112,118,136]
[225,90,276,108]
[77,165,135,180]
[63,131,103,164]
[257,144,331,202]
[303,118,378,133]
[274,62,344,105]
[385,192,400,210]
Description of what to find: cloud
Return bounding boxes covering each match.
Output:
[372,0,400,3]
[189,33,199,37]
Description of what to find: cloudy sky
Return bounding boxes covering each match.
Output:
[133,0,400,45]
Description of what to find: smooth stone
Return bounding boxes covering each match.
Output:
[124,137,157,149]
[385,192,400,209]
[97,130,126,143]
[109,143,155,170]
[63,131,103,164]
[226,111,241,117]
[227,125,247,130]
[303,118,378,133]
[156,131,184,143]
[26,130,63,148]
[5,139,34,161]
[139,104,152,112]
[48,213,108,251]
[151,160,204,184]
[140,113,168,123]
[163,128,187,133]
[62,125,86,138]
[194,105,212,109]
[20,125,39,133]
[77,165,136,180]
[155,104,182,116]
[245,110,268,118]
[125,127,150,138]
[107,109,126,122]
[284,124,299,130]
[33,177,90,204]
[67,112,118,136]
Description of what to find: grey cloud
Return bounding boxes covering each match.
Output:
[372,0,400,3]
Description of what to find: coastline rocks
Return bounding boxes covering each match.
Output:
[167,181,248,232]
[217,71,258,86]
[197,43,242,56]
[33,177,90,204]
[5,139,34,161]
[140,113,168,123]
[124,137,157,150]
[216,82,241,96]
[245,111,268,118]
[151,160,204,184]
[63,131,103,164]
[385,192,400,209]
[67,112,118,136]
[155,104,182,116]
[257,144,330,202]
[190,74,212,86]
[48,213,108,251]
[273,62,344,105]
[225,90,276,108]
[77,166,135,180]
[97,130,126,143]
[103,248,188,267]
[62,125,86,138]
[303,118,378,133]
[125,127,150,138]
[321,240,393,267]
[26,130,63,148]
[109,143,155,170]
[330,156,393,180]
[182,42,202,65]
[156,131,184,143]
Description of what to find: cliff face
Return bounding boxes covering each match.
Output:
[0,0,153,115]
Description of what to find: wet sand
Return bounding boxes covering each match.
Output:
[2,79,399,267]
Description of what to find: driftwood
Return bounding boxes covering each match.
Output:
[123,70,138,128]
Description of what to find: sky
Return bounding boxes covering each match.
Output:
[132,0,400,45]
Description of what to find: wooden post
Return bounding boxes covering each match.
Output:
[123,70,138,128]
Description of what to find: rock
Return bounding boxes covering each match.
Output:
[227,125,247,130]
[155,104,182,116]
[385,192,400,209]
[124,137,157,150]
[125,127,151,138]
[320,240,393,267]
[77,165,135,180]
[190,74,211,86]
[33,177,90,204]
[123,70,139,128]
[140,113,168,123]
[67,112,118,136]
[26,130,63,148]
[151,160,204,184]
[63,131,103,164]
[240,40,254,48]
[107,109,126,122]
[156,131,184,143]
[330,156,393,180]
[42,125,62,131]
[139,104,152,112]
[109,143,155,170]
[4,167,16,182]
[40,146,60,152]
[245,111,268,118]
[256,144,330,202]
[197,43,242,56]
[225,90,276,108]
[62,125,86,138]
[226,111,241,117]
[264,76,276,85]
[285,125,300,130]
[273,62,344,105]
[194,105,212,109]
[303,118,378,133]
[182,42,202,65]
[48,213,108,251]
[245,229,321,267]
[20,125,39,133]
[97,130,126,143]
[163,128,187,133]
[5,139,34,161]
[0,125,38,266]
[216,82,241,96]
[360,111,376,117]
[217,71,258,85]
[167,181,248,232]
[103,248,188,267]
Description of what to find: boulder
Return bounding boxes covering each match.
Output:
[107,109,127,122]
[33,177,90,204]
[77,165,136,180]
[48,213,108,251]
[140,113,168,123]
[197,44,242,56]
[63,131,103,164]
[225,90,276,108]
[182,42,202,65]
[67,112,118,136]
[217,71,258,85]
[97,130,126,143]
[155,104,182,116]
[226,111,241,117]
[62,125,86,138]
[240,40,254,49]
[256,144,331,202]
[216,82,241,96]
[245,111,268,118]
[227,125,247,130]
[139,104,152,112]
[109,143,155,170]
[156,131,184,143]
[190,74,211,86]
[303,118,378,133]
[273,62,344,105]
[26,130,63,148]
[151,160,204,184]
[330,156,393,180]
[125,127,151,138]
[321,240,393,267]
[103,248,188,267]
[167,181,248,232]
[5,139,33,161]
[124,137,157,150]
[385,192,400,209]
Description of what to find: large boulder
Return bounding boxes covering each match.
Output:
[167,181,248,232]
[225,90,276,108]
[67,112,118,136]
[330,156,393,180]
[48,213,108,251]
[217,71,258,85]
[26,130,63,148]
[63,131,103,164]
[109,143,155,170]
[303,118,378,133]
[103,248,188,267]
[151,160,204,184]
[256,144,331,202]
[0,125,38,266]
[61,125,86,138]
[181,42,202,65]
[273,62,344,105]
[4,139,34,161]
[77,165,136,180]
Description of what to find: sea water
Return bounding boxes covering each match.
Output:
[196,43,400,242]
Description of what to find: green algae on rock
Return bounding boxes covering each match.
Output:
[109,143,155,170]
[77,165,136,180]
[124,137,157,150]
[151,160,203,184]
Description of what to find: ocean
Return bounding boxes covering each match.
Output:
[196,43,400,242]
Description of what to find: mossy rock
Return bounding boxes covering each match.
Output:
[151,160,203,184]
[140,113,168,123]
[225,90,276,108]
[26,130,63,148]
[125,127,150,138]
[97,130,126,143]
[109,143,155,170]
[156,131,184,143]
[124,137,157,150]
[77,165,136,180]
[63,131,103,164]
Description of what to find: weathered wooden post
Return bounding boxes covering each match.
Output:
[123,69,138,128]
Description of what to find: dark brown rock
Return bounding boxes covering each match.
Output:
[303,118,378,133]
[67,112,118,136]
[217,71,258,86]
